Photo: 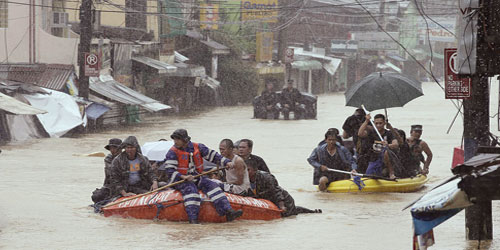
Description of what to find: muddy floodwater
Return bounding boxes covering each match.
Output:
[1,82,500,250]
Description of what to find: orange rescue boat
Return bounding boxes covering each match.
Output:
[102,189,282,222]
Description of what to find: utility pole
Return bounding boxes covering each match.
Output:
[78,0,93,99]
[277,0,288,65]
[462,0,498,241]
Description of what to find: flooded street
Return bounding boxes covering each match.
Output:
[1,82,500,250]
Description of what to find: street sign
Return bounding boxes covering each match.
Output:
[444,48,471,99]
[84,53,100,77]
[352,32,399,51]
[284,48,294,63]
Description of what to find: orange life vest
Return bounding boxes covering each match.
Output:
[170,143,204,174]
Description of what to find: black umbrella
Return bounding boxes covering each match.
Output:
[345,72,423,112]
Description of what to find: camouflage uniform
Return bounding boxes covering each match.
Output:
[251,170,315,217]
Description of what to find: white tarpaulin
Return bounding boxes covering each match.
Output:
[0,92,47,115]
[24,88,85,137]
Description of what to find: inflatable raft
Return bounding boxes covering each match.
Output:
[102,189,282,222]
[324,174,428,193]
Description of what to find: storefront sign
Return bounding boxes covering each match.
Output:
[256,32,273,62]
[445,48,471,99]
[241,0,278,22]
[200,4,219,30]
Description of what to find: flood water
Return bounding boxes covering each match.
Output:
[1,82,500,249]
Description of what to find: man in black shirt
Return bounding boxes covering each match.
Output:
[358,114,399,179]
[238,139,270,173]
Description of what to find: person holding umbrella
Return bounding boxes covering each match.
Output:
[358,114,399,179]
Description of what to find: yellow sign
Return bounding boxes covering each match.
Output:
[200,4,219,30]
[256,32,273,62]
[241,0,278,22]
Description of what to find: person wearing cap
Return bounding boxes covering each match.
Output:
[91,138,122,204]
[342,108,370,173]
[307,129,358,191]
[110,136,158,198]
[281,79,305,120]
[407,125,433,175]
[162,129,243,224]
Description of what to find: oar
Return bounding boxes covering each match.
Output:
[361,104,384,141]
[326,168,397,182]
[102,167,223,208]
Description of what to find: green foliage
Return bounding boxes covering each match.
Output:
[210,31,260,105]
[218,57,259,105]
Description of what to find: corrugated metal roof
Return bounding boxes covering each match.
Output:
[132,56,177,74]
[89,75,171,112]
[0,64,74,91]
[38,64,74,90]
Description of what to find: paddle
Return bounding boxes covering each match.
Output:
[326,168,397,182]
[102,167,223,208]
[361,104,384,141]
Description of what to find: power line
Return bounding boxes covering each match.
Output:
[354,0,466,117]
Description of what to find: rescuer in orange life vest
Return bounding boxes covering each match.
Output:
[162,129,244,224]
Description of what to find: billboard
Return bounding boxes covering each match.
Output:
[200,4,219,30]
[241,0,278,23]
[418,17,456,43]
[352,32,399,51]
[256,32,273,62]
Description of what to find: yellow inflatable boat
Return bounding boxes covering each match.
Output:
[324,174,428,193]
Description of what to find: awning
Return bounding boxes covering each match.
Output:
[186,30,230,55]
[0,92,47,115]
[323,58,342,75]
[169,63,206,77]
[255,64,285,74]
[132,56,177,74]
[291,60,323,71]
[387,54,407,62]
[89,75,171,112]
[174,51,189,63]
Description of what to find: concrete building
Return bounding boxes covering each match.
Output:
[0,0,79,66]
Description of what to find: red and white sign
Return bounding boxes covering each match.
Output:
[444,48,470,99]
[284,48,294,63]
[84,53,100,77]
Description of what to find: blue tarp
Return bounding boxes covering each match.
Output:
[85,102,110,120]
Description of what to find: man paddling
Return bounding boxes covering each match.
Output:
[110,136,158,197]
[307,129,357,191]
[162,129,243,224]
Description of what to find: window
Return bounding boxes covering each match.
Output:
[0,1,8,28]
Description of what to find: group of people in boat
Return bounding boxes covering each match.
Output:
[308,108,433,191]
[256,80,309,120]
[92,129,320,223]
